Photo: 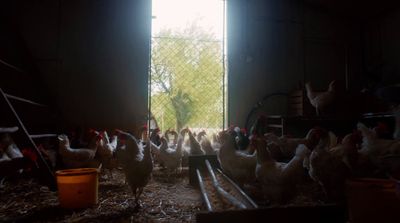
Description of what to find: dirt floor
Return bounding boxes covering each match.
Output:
[0,167,203,223]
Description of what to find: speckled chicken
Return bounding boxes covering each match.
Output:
[255,136,311,204]
[58,131,101,169]
[115,130,153,206]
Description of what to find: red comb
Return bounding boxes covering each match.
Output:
[22,148,38,162]
[142,124,148,130]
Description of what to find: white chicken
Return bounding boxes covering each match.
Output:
[58,132,101,169]
[159,129,186,174]
[358,122,400,157]
[358,122,400,175]
[187,128,205,155]
[200,135,216,155]
[264,127,328,161]
[330,133,357,157]
[195,130,216,155]
[196,130,207,142]
[218,131,257,186]
[164,129,178,148]
[305,80,337,116]
[0,132,23,160]
[255,136,311,204]
[115,130,153,207]
[97,131,118,178]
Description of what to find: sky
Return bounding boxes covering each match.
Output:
[152,0,224,39]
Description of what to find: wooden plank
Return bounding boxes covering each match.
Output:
[196,205,346,223]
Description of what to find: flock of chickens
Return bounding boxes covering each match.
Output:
[1,117,400,208]
[55,116,400,207]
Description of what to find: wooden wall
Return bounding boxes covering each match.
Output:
[3,0,398,132]
[4,0,151,132]
[227,0,363,127]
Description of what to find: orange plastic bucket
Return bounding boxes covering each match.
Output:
[56,168,99,208]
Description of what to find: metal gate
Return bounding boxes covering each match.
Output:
[149,28,225,133]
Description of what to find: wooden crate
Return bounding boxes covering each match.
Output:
[288,90,314,117]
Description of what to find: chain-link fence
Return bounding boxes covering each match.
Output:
[150,33,225,134]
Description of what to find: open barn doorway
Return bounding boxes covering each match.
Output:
[149,0,227,134]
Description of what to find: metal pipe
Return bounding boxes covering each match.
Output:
[196,169,213,212]
[205,160,247,209]
[217,168,258,209]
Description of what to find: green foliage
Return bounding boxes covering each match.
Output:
[150,23,223,131]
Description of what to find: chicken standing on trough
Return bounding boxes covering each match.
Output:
[187,128,205,155]
[58,131,101,169]
[218,130,257,186]
[307,128,350,203]
[200,136,216,155]
[305,80,337,116]
[196,130,207,142]
[255,136,311,204]
[115,130,153,207]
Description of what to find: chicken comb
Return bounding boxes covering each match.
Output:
[88,128,101,138]
[21,147,38,162]
[241,128,247,135]
[142,124,148,130]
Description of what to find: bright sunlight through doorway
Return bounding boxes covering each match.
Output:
[149,0,226,134]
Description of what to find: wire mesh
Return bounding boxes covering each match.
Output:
[150,35,224,133]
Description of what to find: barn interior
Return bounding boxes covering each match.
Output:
[1,0,400,222]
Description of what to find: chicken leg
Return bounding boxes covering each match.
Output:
[133,187,144,207]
